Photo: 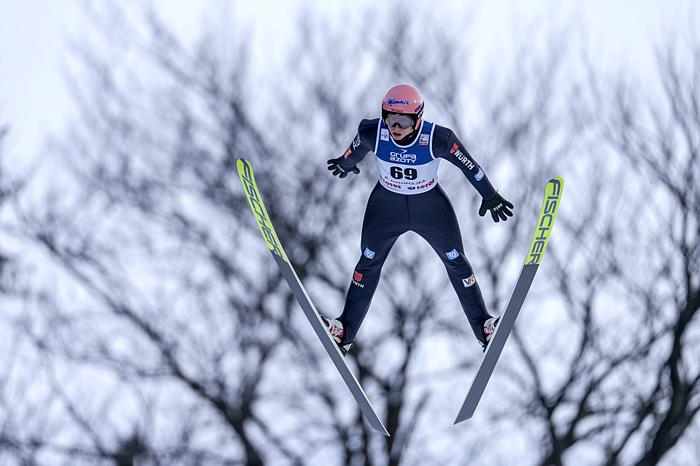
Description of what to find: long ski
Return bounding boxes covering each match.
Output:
[236,159,389,437]
[454,177,564,424]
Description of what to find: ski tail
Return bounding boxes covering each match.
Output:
[454,177,563,424]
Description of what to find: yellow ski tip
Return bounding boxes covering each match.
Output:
[525,178,564,265]
[237,158,289,263]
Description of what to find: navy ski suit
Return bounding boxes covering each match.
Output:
[334,118,500,345]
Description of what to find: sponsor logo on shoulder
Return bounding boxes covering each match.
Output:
[419,134,430,146]
[462,274,476,287]
[474,168,484,181]
[352,133,361,150]
[380,128,390,141]
[446,249,459,260]
[363,247,376,259]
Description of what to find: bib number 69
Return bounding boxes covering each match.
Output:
[390,166,417,180]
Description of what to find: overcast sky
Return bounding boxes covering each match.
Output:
[0,0,697,163]
[0,3,698,463]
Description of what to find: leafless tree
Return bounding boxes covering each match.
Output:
[4,2,699,466]
[474,33,700,466]
[0,123,11,293]
[595,38,700,466]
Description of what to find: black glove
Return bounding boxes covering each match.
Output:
[479,193,514,222]
[327,157,360,178]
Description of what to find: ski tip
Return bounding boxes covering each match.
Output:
[545,177,564,197]
[525,177,564,266]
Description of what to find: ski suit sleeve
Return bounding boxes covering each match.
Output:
[432,125,498,200]
[334,118,379,170]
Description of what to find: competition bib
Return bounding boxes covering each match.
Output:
[373,119,440,195]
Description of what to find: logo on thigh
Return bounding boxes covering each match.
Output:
[353,271,365,288]
[446,249,459,260]
[462,274,476,287]
[363,247,376,259]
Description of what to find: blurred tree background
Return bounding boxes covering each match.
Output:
[0,1,698,465]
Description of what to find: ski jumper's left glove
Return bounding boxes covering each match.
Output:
[327,157,360,178]
[479,193,514,222]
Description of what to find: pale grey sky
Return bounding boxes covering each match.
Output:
[0,0,697,163]
[0,3,698,464]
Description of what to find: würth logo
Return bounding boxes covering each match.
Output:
[352,270,365,288]
[450,143,475,170]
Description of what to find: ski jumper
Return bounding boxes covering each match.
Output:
[335,118,499,345]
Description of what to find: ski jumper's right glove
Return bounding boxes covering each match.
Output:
[479,193,514,222]
[327,157,360,178]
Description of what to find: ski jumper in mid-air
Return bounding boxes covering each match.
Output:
[323,83,513,355]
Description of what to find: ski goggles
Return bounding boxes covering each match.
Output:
[384,113,416,129]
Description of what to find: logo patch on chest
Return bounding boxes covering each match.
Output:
[389,150,417,164]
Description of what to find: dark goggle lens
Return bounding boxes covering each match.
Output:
[384,113,415,129]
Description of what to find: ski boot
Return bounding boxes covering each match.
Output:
[479,316,500,352]
[320,316,353,355]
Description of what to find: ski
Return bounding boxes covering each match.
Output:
[236,159,389,437]
[454,177,564,424]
